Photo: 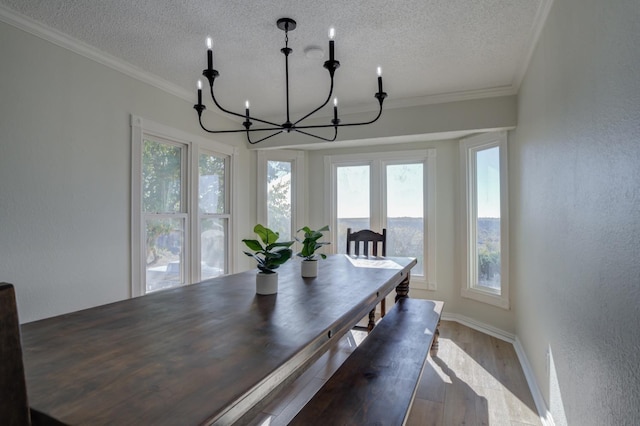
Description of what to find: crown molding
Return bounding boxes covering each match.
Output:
[312,85,519,119]
[262,84,518,123]
[0,2,542,118]
[512,0,556,89]
[0,4,193,104]
[384,85,518,111]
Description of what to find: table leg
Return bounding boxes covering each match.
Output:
[367,310,376,332]
[394,271,410,302]
[430,319,441,356]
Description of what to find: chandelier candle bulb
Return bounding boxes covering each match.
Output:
[328,28,335,62]
[206,37,213,71]
[377,66,383,93]
[245,100,250,118]
[197,80,202,105]
[333,97,338,120]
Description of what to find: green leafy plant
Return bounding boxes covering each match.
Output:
[242,224,294,274]
[296,225,330,261]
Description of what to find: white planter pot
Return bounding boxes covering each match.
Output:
[256,272,278,295]
[301,260,318,278]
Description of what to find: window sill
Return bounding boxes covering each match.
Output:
[409,276,436,291]
[461,286,509,310]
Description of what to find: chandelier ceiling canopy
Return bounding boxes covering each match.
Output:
[193,17,387,144]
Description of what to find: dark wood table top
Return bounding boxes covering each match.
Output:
[21,255,416,425]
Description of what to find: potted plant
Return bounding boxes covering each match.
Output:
[296,225,330,277]
[242,224,294,294]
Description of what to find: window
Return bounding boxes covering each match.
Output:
[131,116,237,296]
[199,151,230,280]
[257,150,304,241]
[386,163,425,276]
[325,150,436,290]
[142,137,187,292]
[460,131,509,309]
[336,165,370,253]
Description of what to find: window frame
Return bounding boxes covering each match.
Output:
[257,150,305,241]
[324,149,437,291]
[131,115,238,297]
[197,149,232,281]
[459,131,510,309]
[142,136,189,290]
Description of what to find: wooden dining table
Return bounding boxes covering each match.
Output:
[21,254,417,425]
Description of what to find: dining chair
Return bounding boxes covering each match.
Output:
[0,282,31,426]
[346,228,387,330]
[346,228,386,258]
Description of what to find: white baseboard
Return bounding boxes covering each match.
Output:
[513,337,556,426]
[441,313,555,426]
[441,312,515,343]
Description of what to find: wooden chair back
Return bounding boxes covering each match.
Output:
[346,228,387,257]
[0,283,31,425]
[345,229,388,325]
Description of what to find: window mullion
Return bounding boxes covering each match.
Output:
[370,160,382,232]
[187,143,199,284]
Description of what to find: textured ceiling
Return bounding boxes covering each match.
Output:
[0,0,548,120]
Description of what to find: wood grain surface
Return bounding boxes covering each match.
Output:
[290,298,444,425]
[21,255,415,425]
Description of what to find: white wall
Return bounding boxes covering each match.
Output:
[306,140,516,335]
[0,21,250,322]
[511,0,640,424]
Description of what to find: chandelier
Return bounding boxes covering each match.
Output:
[193,18,387,144]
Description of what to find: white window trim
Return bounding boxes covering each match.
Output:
[131,115,238,297]
[459,131,509,309]
[257,150,305,239]
[324,149,437,291]
[197,147,233,280]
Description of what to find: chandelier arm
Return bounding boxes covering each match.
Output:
[199,114,285,134]
[208,84,282,128]
[332,101,384,128]
[292,76,335,126]
[247,130,284,144]
[293,127,338,142]
[293,99,384,131]
[198,115,250,133]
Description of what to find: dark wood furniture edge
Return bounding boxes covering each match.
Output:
[1,282,32,426]
[30,408,67,425]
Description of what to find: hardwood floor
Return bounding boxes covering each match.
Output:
[406,321,541,426]
[247,320,541,426]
